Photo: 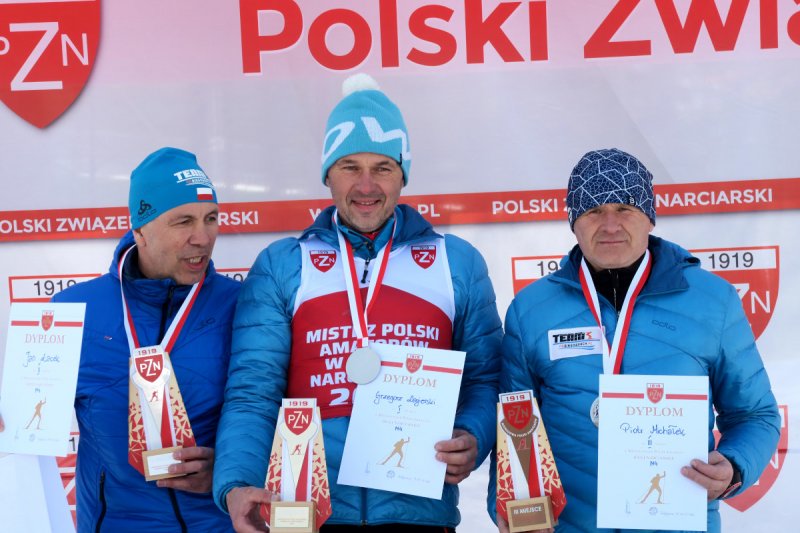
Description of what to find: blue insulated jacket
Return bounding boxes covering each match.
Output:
[53,231,239,532]
[213,205,502,527]
[491,236,780,533]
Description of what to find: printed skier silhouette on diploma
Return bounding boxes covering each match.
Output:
[640,471,666,504]
[24,398,47,430]
[380,437,411,467]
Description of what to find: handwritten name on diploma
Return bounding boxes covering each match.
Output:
[374,391,437,408]
[619,422,687,437]
[23,351,62,368]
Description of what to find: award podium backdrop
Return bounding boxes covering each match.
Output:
[0,1,797,530]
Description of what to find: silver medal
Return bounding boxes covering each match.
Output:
[346,346,382,385]
[590,396,600,427]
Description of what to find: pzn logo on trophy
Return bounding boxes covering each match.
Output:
[262,398,332,533]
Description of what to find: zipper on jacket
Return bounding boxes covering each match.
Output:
[610,269,619,314]
[360,241,377,283]
[94,471,107,532]
[361,256,372,284]
[159,286,187,533]
[168,488,188,533]
[159,286,177,341]
[360,487,368,525]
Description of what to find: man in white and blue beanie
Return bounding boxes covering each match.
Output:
[321,73,411,186]
[491,147,779,533]
[214,75,502,533]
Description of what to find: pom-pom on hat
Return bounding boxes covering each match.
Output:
[321,73,411,185]
[566,148,656,230]
[129,147,217,229]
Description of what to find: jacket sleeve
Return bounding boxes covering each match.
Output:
[212,239,300,512]
[711,283,780,497]
[445,235,502,467]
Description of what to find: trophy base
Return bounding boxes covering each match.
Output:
[506,496,554,532]
[142,446,183,481]
[270,501,317,533]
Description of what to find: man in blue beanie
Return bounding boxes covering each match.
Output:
[213,74,502,532]
[51,147,240,532]
[491,148,780,532]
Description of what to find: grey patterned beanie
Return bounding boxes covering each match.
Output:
[566,148,656,229]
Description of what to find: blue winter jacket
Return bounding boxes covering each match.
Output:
[53,231,240,532]
[213,205,502,527]
[491,236,780,533]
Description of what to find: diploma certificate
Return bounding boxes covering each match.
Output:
[0,303,85,456]
[338,344,466,499]
[597,374,709,531]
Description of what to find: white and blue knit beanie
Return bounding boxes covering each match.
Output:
[321,73,411,185]
[566,148,656,229]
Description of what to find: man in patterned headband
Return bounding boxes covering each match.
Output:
[51,147,239,532]
[490,148,779,533]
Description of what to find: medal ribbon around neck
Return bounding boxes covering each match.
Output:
[578,249,651,375]
[119,245,203,452]
[333,210,396,349]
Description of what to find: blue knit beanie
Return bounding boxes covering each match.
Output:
[321,73,411,185]
[566,148,656,230]
[129,147,217,229]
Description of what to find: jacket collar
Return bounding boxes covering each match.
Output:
[301,204,441,259]
[109,230,217,304]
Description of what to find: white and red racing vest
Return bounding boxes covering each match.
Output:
[290,235,455,419]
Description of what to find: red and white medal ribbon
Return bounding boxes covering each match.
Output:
[578,249,651,375]
[333,211,395,350]
[119,245,204,449]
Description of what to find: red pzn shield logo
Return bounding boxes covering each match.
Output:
[411,245,436,269]
[310,250,336,272]
[717,405,788,512]
[647,383,664,404]
[502,400,532,431]
[691,246,779,340]
[284,407,313,436]
[135,353,164,383]
[0,0,101,128]
[41,309,54,331]
[405,353,422,373]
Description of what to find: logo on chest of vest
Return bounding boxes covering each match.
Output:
[411,245,436,269]
[310,250,337,272]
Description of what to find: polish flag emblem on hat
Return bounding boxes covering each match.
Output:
[196,187,214,201]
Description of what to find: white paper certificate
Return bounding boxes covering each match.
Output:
[597,374,709,531]
[0,302,86,456]
[338,343,466,499]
